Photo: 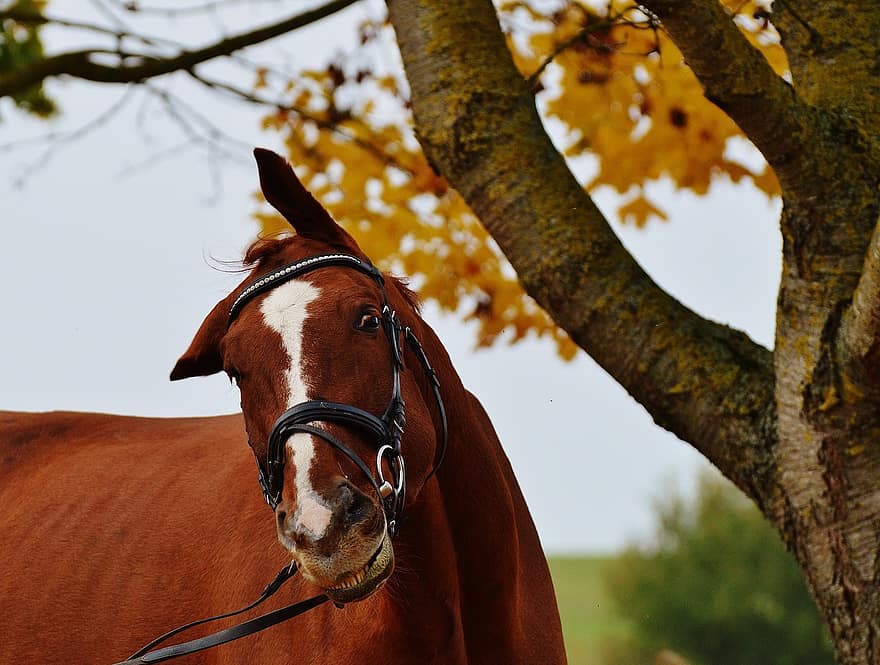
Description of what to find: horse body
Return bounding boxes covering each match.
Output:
[0,411,274,663]
[0,390,561,664]
[0,149,565,664]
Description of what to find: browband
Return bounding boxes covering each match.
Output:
[228,253,383,322]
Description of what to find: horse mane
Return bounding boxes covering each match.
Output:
[243,233,295,266]
[242,234,422,315]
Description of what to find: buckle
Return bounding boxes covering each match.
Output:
[255,461,279,510]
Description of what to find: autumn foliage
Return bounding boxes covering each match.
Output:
[0,0,54,116]
[256,1,782,357]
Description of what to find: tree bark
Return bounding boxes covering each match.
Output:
[386,0,880,662]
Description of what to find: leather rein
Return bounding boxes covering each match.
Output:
[115,253,447,664]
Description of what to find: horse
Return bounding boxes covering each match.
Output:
[0,148,567,664]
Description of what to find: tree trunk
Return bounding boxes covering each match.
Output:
[768,4,880,658]
[386,0,880,661]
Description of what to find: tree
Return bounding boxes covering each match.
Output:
[4,1,880,662]
[386,4,880,663]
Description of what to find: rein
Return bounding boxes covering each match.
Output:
[114,253,447,664]
[114,563,325,664]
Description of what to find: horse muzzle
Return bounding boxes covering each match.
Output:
[276,480,394,603]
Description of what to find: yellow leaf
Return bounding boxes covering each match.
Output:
[617,194,669,228]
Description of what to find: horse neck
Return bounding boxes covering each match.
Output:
[400,318,553,607]
[277,315,565,663]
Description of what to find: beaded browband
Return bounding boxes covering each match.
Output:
[228,253,383,323]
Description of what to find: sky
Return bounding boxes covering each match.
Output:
[0,0,782,553]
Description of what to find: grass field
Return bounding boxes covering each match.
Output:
[547,555,634,665]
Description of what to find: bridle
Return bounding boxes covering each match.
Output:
[228,252,448,536]
[114,253,448,664]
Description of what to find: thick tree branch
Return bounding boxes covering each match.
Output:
[636,0,824,195]
[386,0,778,506]
[0,0,359,99]
[773,1,880,174]
[838,213,880,390]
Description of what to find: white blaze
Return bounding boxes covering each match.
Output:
[261,280,332,539]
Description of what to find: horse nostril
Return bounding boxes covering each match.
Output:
[338,481,371,525]
[348,491,372,525]
[276,510,306,547]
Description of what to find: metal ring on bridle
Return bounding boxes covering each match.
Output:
[376,444,405,499]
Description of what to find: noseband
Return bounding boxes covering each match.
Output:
[228,253,447,537]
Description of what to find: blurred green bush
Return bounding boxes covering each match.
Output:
[600,473,834,665]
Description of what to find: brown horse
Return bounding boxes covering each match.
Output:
[0,149,566,664]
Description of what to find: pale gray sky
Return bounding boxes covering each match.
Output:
[0,0,781,552]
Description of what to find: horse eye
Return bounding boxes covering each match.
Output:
[356,313,381,332]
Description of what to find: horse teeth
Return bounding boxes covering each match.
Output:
[331,561,372,590]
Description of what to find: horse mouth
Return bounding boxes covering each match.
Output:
[324,534,394,604]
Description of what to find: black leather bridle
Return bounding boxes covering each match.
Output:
[228,252,447,536]
[114,253,448,664]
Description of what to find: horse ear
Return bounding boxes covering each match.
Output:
[170,299,228,381]
[254,147,360,251]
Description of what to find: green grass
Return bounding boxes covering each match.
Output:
[548,555,633,665]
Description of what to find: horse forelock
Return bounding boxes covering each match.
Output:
[243,233,295,267]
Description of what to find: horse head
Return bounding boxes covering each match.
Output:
[169,149,445,604]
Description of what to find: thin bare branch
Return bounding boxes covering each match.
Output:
[185,70,417,175]
[0,0,360,99]
[526,5,656,87]
[116,139,194,177]
[109,0,285,17]
[4,87,136,187]
[89,0,131,31]
[145,81,252,154]
[0,9,183,49]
